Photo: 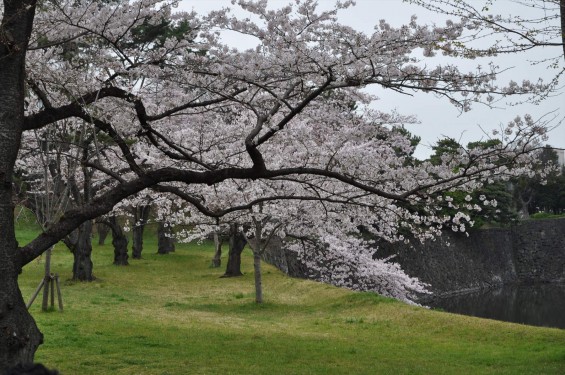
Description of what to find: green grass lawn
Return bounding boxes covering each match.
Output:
[17,227,565,375]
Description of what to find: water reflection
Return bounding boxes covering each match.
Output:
[426,283,565,329]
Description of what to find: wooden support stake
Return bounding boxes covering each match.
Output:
[26,279,45,309]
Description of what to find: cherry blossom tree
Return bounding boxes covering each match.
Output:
[16,125,77,311]
[131,204,151,258]
[17,116,122,280]
[153,110,551,304]
[0,0,555,369]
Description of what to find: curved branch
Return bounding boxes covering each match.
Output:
[256,72,334,146]
[152,184,374,219]
[23,86,244,131]
[73,111,144,176]
[28,31,89,50]
[23,86,136,130]
[146,87,247,121]
[16,140,537,267]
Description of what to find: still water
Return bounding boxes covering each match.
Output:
[426,283,565,329]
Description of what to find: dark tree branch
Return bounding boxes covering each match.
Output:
[28,31,89,50]
[146,87,247,121]
[23,87,136,130]
[152,184,374,219]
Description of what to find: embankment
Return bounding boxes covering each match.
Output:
[262,218,565,299]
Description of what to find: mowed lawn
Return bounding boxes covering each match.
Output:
[17,227,565,375]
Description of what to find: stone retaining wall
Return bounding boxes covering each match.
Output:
[261,218,565,298]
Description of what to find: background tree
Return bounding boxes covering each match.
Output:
[210,224,224,268]
[96,222,110,246]
[427,136,527,227]
[242,208,281,304]
[157,221,175,255]
[511,146,564,216]
[101,215,129,266]
[17,120,99,281]
[429,137,462,167]
[224,224,247,277]
[17,126,75,311]
[131,204,151,259]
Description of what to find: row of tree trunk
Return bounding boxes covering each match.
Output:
[65,213,249,283]
[66,207,176,280]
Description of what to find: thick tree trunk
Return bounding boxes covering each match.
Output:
[105,217,129,266]
[157,221,175,255]
[211,231,222,267]
[0,1,42,369]
[0,264,43,372]
[0,199,43,369]
[223,225,246,277]
[132,205,150,259]
[131,226,145,259]
[131,226,143,258]
[97,222,109,246]
[70,221,95,281]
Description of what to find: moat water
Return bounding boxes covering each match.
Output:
[427,283,565,329]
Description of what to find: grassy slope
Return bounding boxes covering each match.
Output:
[16,227,565,375]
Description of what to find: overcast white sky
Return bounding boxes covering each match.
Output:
[178,0,564,159]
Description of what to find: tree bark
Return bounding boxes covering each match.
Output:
[69,221,95,281]
[0,203,43,369]
[97,222,109,246]
[132,205,150,259]
[211,231,222,267]
[105,216,129,266]
[157,221,175,255]
[223,225,246,277]
[0,265,43,372]
[0,1,42,369]
[112,235,129,266]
